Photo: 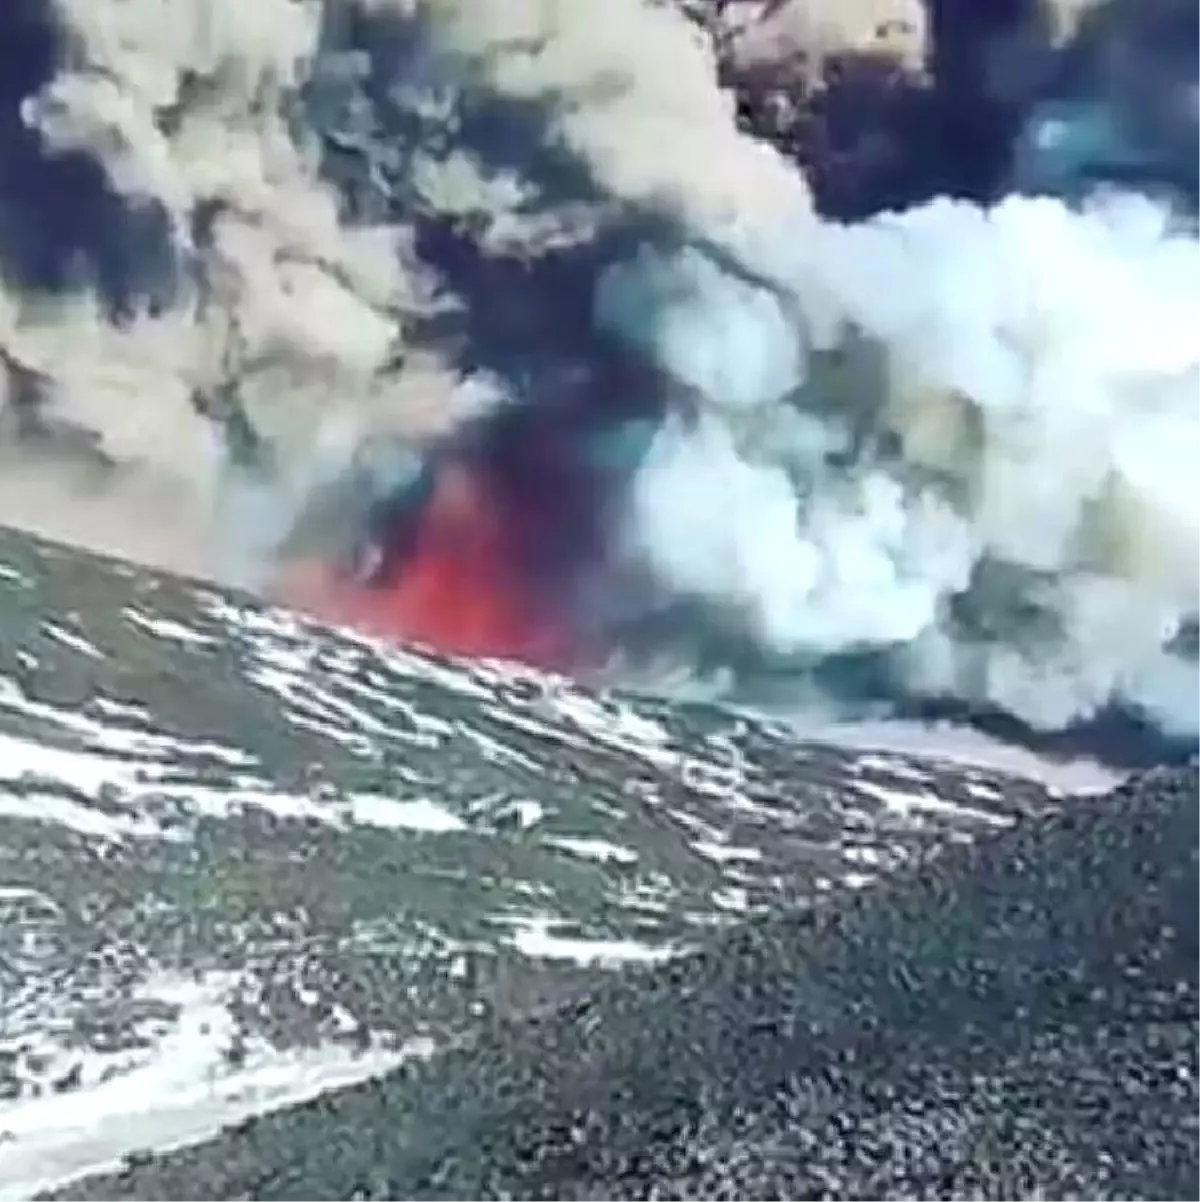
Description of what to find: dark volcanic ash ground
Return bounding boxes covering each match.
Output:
[0,522,1078,1198]
[0,523,1194,1199]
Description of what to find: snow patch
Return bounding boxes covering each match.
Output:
[0,973,424,1202]
[497,913,679,965]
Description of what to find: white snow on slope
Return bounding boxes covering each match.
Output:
[0,673,466,838]
[0,550,1121,1202]
[0,972,427,1202]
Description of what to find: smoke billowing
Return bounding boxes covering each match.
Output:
[0,0,1196,748]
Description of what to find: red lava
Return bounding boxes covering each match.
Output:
[276,462,582,672]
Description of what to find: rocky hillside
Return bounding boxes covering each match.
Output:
[0,519,1094,1192]
[0,521,1193,1198]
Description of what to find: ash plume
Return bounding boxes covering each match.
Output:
[0,0,1195,747]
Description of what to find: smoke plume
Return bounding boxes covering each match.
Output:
[0,0,1195,746]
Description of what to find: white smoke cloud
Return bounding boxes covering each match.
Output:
[424,0,812,231]
[600,190,1199,733]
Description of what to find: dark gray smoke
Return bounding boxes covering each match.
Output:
[1010,0,1199,210]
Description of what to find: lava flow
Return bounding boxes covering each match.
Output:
[277,456,589,672]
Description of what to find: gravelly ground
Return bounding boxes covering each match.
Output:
[0,524,1073,1197]
[50,764,1198,1201]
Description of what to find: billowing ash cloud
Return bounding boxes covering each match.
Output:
[0,0,1195,743]
[0,0,470,579]
[599,194,1198,734]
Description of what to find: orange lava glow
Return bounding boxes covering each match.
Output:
[277,462,582,671]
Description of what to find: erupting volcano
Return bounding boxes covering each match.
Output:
[284,468,567,668]
[277,392,662,672]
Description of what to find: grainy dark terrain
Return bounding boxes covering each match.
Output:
[0,522,1077,1199]
[52,764,1199,1201]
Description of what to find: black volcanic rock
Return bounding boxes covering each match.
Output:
[0,520,1080,1196]
[49,764,1198,1201]
[0,523,1191,1199]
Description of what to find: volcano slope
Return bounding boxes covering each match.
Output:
[47,773,1200,1202]
[0,522,1193,1199]
[0,524,1183,1192]
[0,518,1057,1192]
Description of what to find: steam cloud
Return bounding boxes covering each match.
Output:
[0,0,1196,742]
